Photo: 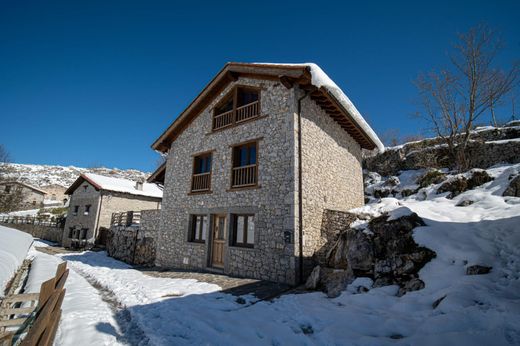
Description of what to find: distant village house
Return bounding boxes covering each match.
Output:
[0,181,48,211]
[62,173,162,248]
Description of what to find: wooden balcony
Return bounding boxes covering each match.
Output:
[236,101,259,123]
[231,164,257,188]
[191,172,211,192]
[212,101,260,130]
[213,109,234,130]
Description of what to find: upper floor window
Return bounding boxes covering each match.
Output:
[73,205,79,216]
[213,86,260,131]
[4,185,11,194]
[83,185,88,191]
[231,141,258,188]
[84,204,91,215]
[191,152,212,193]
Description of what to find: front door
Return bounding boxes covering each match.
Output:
[211,215,226,268]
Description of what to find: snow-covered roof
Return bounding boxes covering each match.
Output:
[66,173,163,199]
[253,63,384,152]
[152,62,384,153]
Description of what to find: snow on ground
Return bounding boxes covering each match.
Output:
[0,225,33,296]
[16,163,520,345]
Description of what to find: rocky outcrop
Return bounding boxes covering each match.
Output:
[309,211,436,297]
[503,175,520,197]
[437,170,493,198]
[364,126,520,176]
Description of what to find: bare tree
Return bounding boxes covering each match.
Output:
[415,24,519,171]
[380,128,401,147]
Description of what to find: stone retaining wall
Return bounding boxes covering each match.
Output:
[315,209,358,265]
[365,129,520,176]
[0,222,63,244]
[106,209,160,266]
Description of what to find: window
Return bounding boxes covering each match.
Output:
[232,214,255,247]
[84,204,91,215]
[4,185,11,194]
[68,227,74,238]
[80,228,88,240]
[83,185,88,191]
[213,86,260,130]
[51,194,56,201]
[73,205,79,216]
[191,153,212,193]
[189,215,207,243]
[231,141,258,188]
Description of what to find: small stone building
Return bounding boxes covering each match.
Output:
[62,173,162,248]
[0,181,48,210]
[150,63,384,285]
[40,184,69,206]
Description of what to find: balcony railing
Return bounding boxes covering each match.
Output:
[111,211,141,227]
[236,101,259,123]
[213,109,234,130]
[231,164,257,188]
[191,172,211,192]
[213,101,260,130]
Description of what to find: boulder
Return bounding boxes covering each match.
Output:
[467,170,493,189]
[456,199,474,207]
[327,228,373,273]
[305,265,321,290]
[466,265,492,275]
[437,177,468,198]
[321,267,354,298]
[503,175,520,197]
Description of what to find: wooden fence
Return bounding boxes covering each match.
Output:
[0,262,68,346]
[111,211,141,227]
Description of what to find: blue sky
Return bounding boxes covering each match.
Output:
[1,0,519,172]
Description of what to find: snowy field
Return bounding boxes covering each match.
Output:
[4,163,519,345]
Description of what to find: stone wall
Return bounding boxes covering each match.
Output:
[1,222,63,243]
[106,227,156,266]
[157,77,298,284]
[365,125,520,176]
[299,95,364,275]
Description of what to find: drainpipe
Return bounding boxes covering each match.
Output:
[297,90,310,284]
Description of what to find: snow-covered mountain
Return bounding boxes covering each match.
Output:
[0,163,150,188]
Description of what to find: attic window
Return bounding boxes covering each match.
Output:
[212,86,260,130]
[83,185,88,191]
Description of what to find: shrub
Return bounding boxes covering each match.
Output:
[417,170,446,188]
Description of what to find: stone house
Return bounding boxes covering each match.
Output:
[62,173,162,248]
[40,184,69,206]
[0,181,48,210]
[149,63,383,285]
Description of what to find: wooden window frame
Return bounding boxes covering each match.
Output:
[188,214,207,243]
[212,85,261,132]
[190,151,213,194]
[230,139,259,189]
[231,214,255,248]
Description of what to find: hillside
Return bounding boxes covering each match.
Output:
[0,163,150,188]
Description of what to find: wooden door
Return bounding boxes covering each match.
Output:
[211,215,226,268]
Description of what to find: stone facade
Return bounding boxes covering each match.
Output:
[0,182,47,210]
[299,96,364,274]
[62,181,161,248]
[41,184,68,205]
[156,77,367,285]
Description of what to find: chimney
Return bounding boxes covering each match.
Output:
[135,180,144,191]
